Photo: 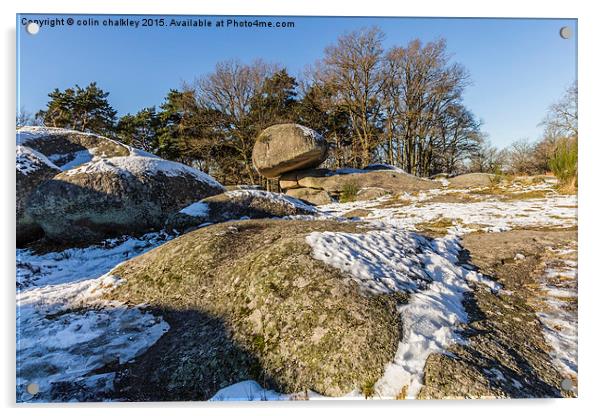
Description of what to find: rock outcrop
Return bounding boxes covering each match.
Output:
[448,173,495,188]
[16,146,62,245]
[108,219,401,400]
[279,167,440,204]
[26,156,225,243]
[252,124,328,178]
[285,188,333,206]
[300,170,439,194]
[167,190,317,231]
[356,187,389,201]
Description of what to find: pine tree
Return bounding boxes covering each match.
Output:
[248,69,298,129]
[117,107,161,152]
[36,82,117,135]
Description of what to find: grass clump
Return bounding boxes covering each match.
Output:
[395,385,408,400]
[489,173,505,187]
[361,379,376,399]
[339,182,360,203]
[416,216,458,237]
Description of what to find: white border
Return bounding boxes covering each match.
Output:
[2,1,600,416]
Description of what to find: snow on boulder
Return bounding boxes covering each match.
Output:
[16,126,150,170]
[16,146,61,246]
[26,156,225,244]
[167,190,318,231]
[252,124,328,178]
[203,189,317,221]
[362,163,407,173]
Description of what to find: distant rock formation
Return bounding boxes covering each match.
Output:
[448,173,495,188]
[252,124,328,178]
[280,166,440,205]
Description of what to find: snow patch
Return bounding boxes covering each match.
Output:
[16,231,174,401]
[225,189,318,213]
[210,380,287,401]
[306,227,500,398]
[295,124,324,142]
[179,201,210,218]
[536,246,578,379]
[319,188,577,232]
[48,149,93,170]
[209,380,349,401]
[306,230,431,294]
[16,273,169,402]
[17,231,173,289]
[64,156,225,190]
[363,163,408,174]
[16,145,60,175]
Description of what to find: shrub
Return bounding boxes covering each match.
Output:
[361,379,376,399]
[549,137,577,190]
[489,173,504,187]
[339,182,360,203]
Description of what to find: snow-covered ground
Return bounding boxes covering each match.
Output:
[16,232,174,402]
[305,180,576,399]
[16,178,577,401]
[536,244,578,380]
[320,184,576,233]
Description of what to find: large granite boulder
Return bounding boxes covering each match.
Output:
[16,146,62,245]
[26,156,225,243]
[252,124,328,178]
[107,220,401,400]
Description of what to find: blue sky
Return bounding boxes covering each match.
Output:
[17,14,577,148]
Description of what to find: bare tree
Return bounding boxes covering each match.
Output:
[506,139,537,175]
[382,39,470,175]
[540,81,577,140]
[195,59,280,183]
[468,136,506,173]
[317,27,386,167]
[433,104,482,175]
[16,107,35,127]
